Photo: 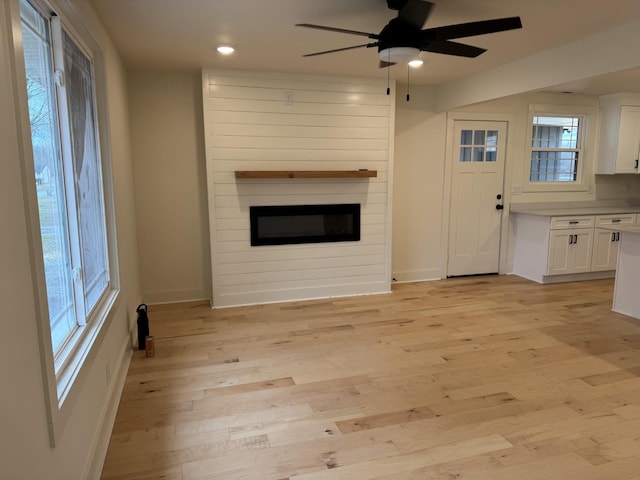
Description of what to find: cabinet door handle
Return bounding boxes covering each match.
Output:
[573,234,578,244]
[612,219,621,223]
[635,159,639,169]
[568,235,573,245]
[612,232,616,242]
[569,221,579,225]
[616,232,620,242]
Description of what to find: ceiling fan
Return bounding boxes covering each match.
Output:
[296,0,522,67]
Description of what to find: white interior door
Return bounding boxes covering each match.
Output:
[447,121,507,277]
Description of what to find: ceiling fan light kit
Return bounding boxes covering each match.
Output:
[379,46,420,63]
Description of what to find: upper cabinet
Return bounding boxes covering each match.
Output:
[597,94,640,174]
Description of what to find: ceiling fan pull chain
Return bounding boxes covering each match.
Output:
[386,50,391,95]
[406,64,410,102]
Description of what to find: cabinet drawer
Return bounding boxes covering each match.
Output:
[595,214,635,226]
[550,215,594,229]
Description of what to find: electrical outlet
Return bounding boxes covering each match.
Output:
[511,185,522,195]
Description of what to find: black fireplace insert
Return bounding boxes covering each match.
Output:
[250,204,361,246]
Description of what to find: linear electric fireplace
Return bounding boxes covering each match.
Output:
[250,204,360,246]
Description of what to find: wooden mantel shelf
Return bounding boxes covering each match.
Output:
[235,170,377,179]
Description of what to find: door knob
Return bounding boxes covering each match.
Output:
[496,204,504,210]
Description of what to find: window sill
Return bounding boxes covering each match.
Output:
[55,288,119,406]
[523,182,591,194]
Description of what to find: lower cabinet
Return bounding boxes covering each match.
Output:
[513,212,636,283]
[591,228,621,271]
[547,228,593,275]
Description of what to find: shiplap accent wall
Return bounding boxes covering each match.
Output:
[202,69,395,307]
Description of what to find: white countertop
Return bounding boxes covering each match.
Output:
[510,202,640,217]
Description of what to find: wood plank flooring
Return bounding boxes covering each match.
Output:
[100,275,640,479]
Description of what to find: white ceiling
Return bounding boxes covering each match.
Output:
[88,0,640,94]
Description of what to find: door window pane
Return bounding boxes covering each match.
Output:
[460,147,471,162]
[460,130,472,145]
[473,147,485,162]
[473,130,485,145]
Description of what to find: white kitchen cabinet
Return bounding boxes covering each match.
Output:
[590,214,635,271]
[597,95,640,174]
[591,228,620,271]
[513,212,619,283]
[547,228,593,275]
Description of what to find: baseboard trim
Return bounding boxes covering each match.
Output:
[142,287,210,305]
[82,337,133,480]
[214,282,391,309]
[392,269,442,283]
[541,271,615,284]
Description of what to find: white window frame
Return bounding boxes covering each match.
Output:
[524,104,596,193]
[13,0,119,445]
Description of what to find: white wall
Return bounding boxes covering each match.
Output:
[0,0,140,478]
[128,71,211,304]
[392,86,447,282]
[203,70,395,307]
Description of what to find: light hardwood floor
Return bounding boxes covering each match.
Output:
[100,275,640,479]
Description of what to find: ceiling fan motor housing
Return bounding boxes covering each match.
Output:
[378,17,422,53]
[386,0,409,11]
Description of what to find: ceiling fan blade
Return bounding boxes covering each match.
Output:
[303,43,378,57]
[398,0,434,29]
[422,40,486,58]
[379,60,396,68]
[295,23,379,39]
[425,17,522,40]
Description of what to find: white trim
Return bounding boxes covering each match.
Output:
[142,287,210,305]
[392,268,442,283]
[82,337,132,480]
[213,282,391,309]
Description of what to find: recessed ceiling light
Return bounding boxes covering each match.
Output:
[408,59,424,68]
[217,45,235,55]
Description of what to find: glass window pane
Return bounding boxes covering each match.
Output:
[532,116,580,149]
[460,130,472,145]
[474,130,485,146]
[530,115,582,182]
[473,147,484,162]
[487,131,498,146]
[460,147,471,162]
[21,0,77,352]
[63,32,109,313]
[530,150,578,182]
[486,147,497,162]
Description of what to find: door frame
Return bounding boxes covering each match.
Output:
[440,112,516,278]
